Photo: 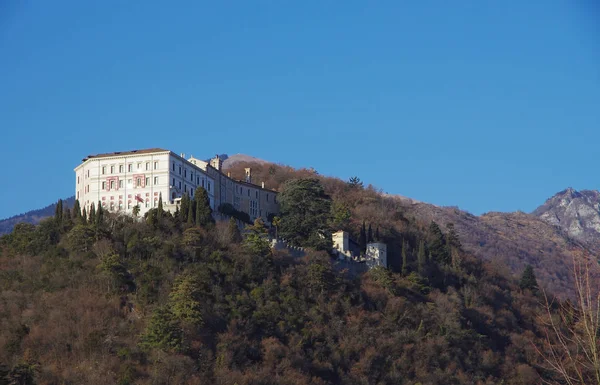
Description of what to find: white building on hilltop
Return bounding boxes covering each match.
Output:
[74,148,279,222]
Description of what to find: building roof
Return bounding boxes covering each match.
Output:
[82,148,169,162]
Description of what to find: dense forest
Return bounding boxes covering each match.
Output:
[1,162,598,384]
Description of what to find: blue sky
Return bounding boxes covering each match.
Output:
[0,1,599,219]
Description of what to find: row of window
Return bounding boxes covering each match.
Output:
[101,176,160,190]
[101,161,159,175]
[234,185,274,203]
[101,199,159,210]
[171,178,211,193]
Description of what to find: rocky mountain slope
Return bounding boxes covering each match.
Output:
[532,187,600,246]
[396,199,599,296]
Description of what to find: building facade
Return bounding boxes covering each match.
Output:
[74,148,279,223]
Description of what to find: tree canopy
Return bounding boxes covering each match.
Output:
[277,178,332,250]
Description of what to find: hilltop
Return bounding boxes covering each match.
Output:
[1,156,599,384]
[2,157,599,298]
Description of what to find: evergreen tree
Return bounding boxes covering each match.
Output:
[359,221,367,253]
[228,217,242,243]
[139,306,183,352]
[180,195,190,223]
[330,201,351,230]
[348,176,363,189]
[417,239,427,275]
[187,198,195,225]
[428,221,449,264]
[194,187,214,227]
[519,265,538,292]
[96,201,104,227]
[82,207,88,224]
[401,240,409,276]
[367,223,373,243]
[244,218,271,256]
[89,203,96,224]
[63,208,73,230]
[157,193,164,220]
[73,199,81,221]
[169,275,203,326]
[278,178,333,250]
[55,199,63,223]
[375,226,380,242]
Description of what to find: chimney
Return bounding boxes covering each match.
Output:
[261,181,265,189]
[245,168,252,183]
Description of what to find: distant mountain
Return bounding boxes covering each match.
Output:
[0,196,75,235]
[222,154,269,169]
[533,187,600,246]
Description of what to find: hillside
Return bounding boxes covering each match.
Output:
[223,160,600,298]
[3,158,598,299]
[397,201,600,297]
[0,181,551,384]
[0,196,74,235]
[1,160,599,384]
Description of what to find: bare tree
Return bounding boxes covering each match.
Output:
[536,252,600,385]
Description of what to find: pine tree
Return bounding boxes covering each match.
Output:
[401,240,409,276]
[359,221,367,253]
[417,239,426,275]
[519,265,538,292]
[194,187,214,227]
[367,224,373,243]
[244,218,271,256]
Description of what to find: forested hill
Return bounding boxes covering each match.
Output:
[0,196,74,235]
[1,160,598,384]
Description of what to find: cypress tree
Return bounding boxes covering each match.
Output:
[367,224,373,243]
[194,187,214,227]
[359,221,367,253]
[428,221,449,264]
[55,199,63,223]
[82,207,88,224]
[401,240,409,276]
[187,198,195,225]
[96,201,104,227]
[157,193,164,220]
[375,226,380,242]
[417,239,426,275]
[180,195,189,223]
[73,199,81,221]
[89,203,96,224]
